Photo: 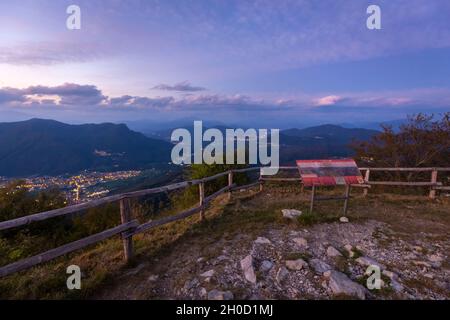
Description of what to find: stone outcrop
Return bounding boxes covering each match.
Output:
[282,209,302,219]
[324,270,367,300]
[240,255,257,284]
[285,259,308,271]
[208,290,234,300]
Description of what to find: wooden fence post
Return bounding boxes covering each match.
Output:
[310,185,316,214]
[119,198,133,262]
[228,171,233,200]
[199,182,205,221]
[343,185,351,215]
[363,169,370,197]
[429,169,438,199]
[259,169,264,192]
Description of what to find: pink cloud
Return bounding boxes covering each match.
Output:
[314,95,342,106]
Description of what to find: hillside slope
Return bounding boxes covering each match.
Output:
[0,119,172,177]
[93,187,449,300]
[0,185,448,300]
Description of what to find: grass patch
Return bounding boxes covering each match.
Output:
[297,211,341,226]
[351,248,363,259]
[334,256,350,275]
[342,247,363,260]
[356,273,394,297]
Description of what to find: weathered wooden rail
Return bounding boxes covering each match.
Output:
[0,165,448,278]
[260,166,450,199]
[358,167,449,198]
[0,167,259,278]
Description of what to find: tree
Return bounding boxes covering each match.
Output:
[352,113,450,168]
[0,180,66,222]
[0,181,67,264]
[188,161,250,193]
[174,152,253,207]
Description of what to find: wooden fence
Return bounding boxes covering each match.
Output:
[0,167,259,278]
[0,166,448,278]
[260,166,450,199]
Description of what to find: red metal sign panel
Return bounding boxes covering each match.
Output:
[296,159,364,186]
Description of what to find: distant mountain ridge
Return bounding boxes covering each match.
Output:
[281,124,378,141]
[0,119,380,177]
[0,119,172,177]
[143,123,380,164]
[278,124,379,163]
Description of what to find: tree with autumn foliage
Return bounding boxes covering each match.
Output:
[352,113,449,168]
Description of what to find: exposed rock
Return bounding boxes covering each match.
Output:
[382,270,398,281]
[260,260,274,272]
[427,254,444,267]
[254,237,272,245]
[344,244,353,251]
[356,256,385,269]
[276,266,289,283]
[184,278,199,291]
[240,255,257,284]
[207,289,234,300]
[324,270,367,300]
[405,253,417,260]
[285,259,308,271]
[282,209,302,219]
[309,259,332,274]
[326,246,342,257]
[413,260,432,268]
[428,254,443,262]
[147,274,159,282]
[340,217,349,223]
[102,210,449,300]
[292,237,308,248]
[391,279,404,292]
[200,269,215,278]
[217,255,228,261]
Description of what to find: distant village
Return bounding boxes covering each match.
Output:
[0,170,141,204]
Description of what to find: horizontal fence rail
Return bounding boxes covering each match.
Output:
[0,220,139,278]
[0,168,260,278]
[359,167,450,171]
[0,179,203,232]
[0,165,449,278]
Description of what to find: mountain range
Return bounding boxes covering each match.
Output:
[0,119,172,177]
[139,123,380,164]
[0,119,380,177]
[279,124,379,163]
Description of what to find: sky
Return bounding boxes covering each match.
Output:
[0,0,449,128]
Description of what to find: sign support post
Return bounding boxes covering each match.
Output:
[310,185,316,213]
[297,159,363,216]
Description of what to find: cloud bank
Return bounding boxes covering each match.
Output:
[1,83,449,115]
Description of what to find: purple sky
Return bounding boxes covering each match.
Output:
[0,0,449,127]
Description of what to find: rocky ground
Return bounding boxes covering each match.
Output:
[95,188,449,300]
